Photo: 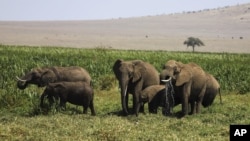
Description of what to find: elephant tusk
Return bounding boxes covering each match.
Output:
[16,76,27,82]
[124,85,128,97]
[161,77,172,83]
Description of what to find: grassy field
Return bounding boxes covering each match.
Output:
[0,45,250,140]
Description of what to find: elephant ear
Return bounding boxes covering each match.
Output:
[41,69,57,85]
[174,62,182,74]
[49,83,65,97]
[30,69,42,80]
[175,68,191,86]
[113,59,123,77]
[131,63,145,83]
[53,83,65,90]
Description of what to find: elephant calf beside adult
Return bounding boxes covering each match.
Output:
[136,83,180,117]
[16,66,92,108]
[160,60,221,116]
[160,60,207,116]
[113,59,160,116]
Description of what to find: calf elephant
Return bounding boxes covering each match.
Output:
[136,82,180,117]
[113,59,160,116]
[41,81,96,116]
[16,66,91,89]
[160,60,207,116]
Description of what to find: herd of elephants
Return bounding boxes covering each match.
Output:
[16,59,222,117]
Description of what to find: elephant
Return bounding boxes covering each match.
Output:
[113,59,160,116]
[136,81,180,117]
[41,81,96,116]
[160,60,207,116]
[16,66,92,89]
[202,73,222,107]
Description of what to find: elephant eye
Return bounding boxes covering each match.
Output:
[128,72,131,76]
[162,65,165,69]
[128,72,132,77]
[165,66,170,70]
[32,72,40,79]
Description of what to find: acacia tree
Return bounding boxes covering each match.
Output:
[184,37,205,52]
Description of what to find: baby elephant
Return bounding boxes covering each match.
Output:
[41,81,96,116]
[136,84,179,116]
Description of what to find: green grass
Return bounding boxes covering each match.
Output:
[0,45,250,140]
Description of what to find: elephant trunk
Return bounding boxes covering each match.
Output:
[121,82,129,115]
[160,69,175,82]
[16,76,28,90]
[160,70,169,80]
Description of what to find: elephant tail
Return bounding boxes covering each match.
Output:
[218,88,222,104]
[90,80,94,88]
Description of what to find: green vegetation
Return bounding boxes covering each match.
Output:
[0,45,250,140]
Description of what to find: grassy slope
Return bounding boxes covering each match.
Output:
[1,92,250,140]
[0,45,250,140]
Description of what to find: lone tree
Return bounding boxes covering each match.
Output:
[184,37,205,52]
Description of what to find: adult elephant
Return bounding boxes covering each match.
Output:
[160,60,207,116]
[113,59,160,116]
[202,73,222,107]
[16,66,92,89]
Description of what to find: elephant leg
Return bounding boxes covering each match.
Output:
[89,100,96,116]
[40,93,46,108]
[148,102,157,114]
[182,84,191,116]
[133,94,137,113]
[83,106,88,114]
[82,101,90,114]
[136,102,144,116]
[182,99,189,115]
[133,93,144,114]
[196,85,206,113]
[125,93,129,111]
[59,99,66,111]
[53,95,60,107]
[48,95,55,107]
[196,101,202,114]
[190,101,196,115]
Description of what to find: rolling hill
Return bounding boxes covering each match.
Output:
[0,3,250,53]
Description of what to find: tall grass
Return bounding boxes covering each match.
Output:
[0,45,250,140]
[1,45,249,94]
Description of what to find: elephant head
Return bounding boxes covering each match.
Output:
[40,82,66,109]
[17,68,57,90]
[113,59,145,115]
[136,83,178,117]
[160,60,191,86]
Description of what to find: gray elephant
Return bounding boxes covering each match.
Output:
[202,73,222,107]
[136,82,180,117]
[16,66,91,89]
[113,59,160,116]
[41,81,96,116]
[160,60,207,116]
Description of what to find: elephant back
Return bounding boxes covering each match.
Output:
[55,66,92,85]
[202,73,220,107]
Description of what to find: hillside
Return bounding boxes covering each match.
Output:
[0,3,250,53]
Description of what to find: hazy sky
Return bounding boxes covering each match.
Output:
[1,0,250,21]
